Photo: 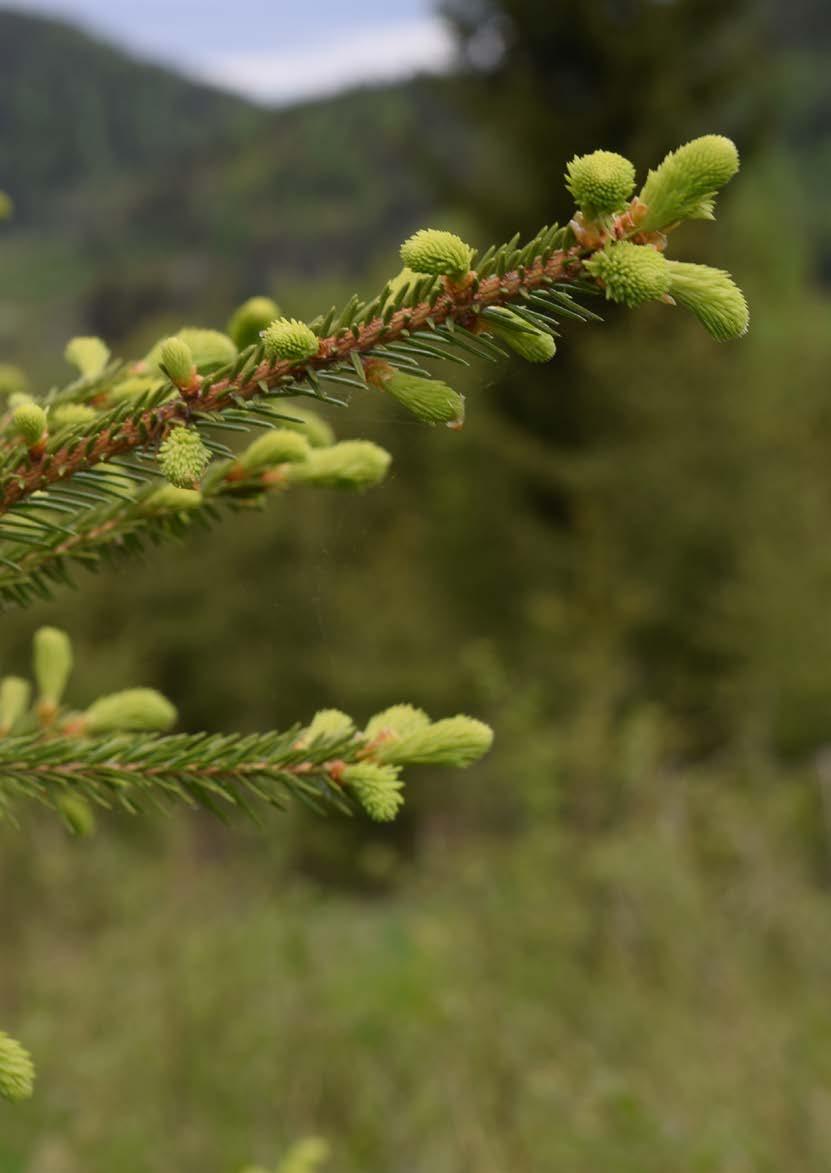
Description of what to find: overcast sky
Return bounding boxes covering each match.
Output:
[5,0,455,103]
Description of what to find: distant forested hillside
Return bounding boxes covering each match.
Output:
[0,9,259,221]
[0,9,460,372]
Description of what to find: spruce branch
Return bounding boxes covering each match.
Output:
[0,132,748,1107]
[0,137,747,606]
[0,234,585,516]
[0,418,389,607]
[0,628,494,828]
[0,715,493,824]
[0,729,356,821]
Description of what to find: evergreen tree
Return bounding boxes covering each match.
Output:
[0,134,747,1099]
[438,0,827,752]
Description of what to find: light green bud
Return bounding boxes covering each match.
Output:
[400,229,474,278]
[159,336,196,386]
[0,676,31,733]
[686,195,717,221]
[261,318,320,363]
[84,688,177,734]
[0,364,26,397]
[285,440,391,491]
[0,1032,35,1103]
[107,375,159,404]
[177,328,236,372]
[34,626,73,707]
[483,308,557,363]
[565,150,636,218]
[365,704,430,741]
[277,1138,332,1173]
[48,403,97,431]
[147,329,236,374]
[141,484,203,512]
[64,336,110,378]
[638,134,739,232]
[12,402,47,446]
[374,368,465,428]
[302,709,355,744]
[584,241,670,307]
[56,793,96,837]
[342,762,404,822]
[238,428,310,473]
[666,260,749,341]
[158,426,212,488]
[228,296,281,350]
[0,191,13,221]
[275,404,335,448]
[375,715,494,768]
[387,266,421,297]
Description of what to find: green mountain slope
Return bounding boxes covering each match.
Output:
[0,8,260,221]
[0,9,459,372]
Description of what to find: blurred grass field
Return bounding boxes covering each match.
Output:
[3,733,831,1172]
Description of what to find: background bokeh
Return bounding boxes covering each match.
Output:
[1,1,831,1169]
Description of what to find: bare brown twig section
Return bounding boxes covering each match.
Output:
[0,246,583,517]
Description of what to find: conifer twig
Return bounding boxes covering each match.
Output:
[0,133,750,1104]
[0,244,583,515]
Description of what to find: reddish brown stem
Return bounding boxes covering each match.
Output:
[0,246,583,517]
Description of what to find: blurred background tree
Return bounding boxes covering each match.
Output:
[2,2,831,1170]
[440,0,831,773]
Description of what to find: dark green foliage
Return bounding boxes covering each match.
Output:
[435,0,830,750]
[442,0,768,235]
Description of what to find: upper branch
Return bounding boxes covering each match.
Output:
[0,133,749,536]
[0,243,583,516]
